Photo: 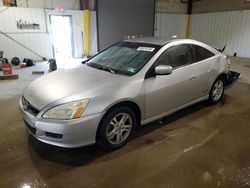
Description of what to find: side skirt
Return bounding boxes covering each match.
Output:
[141,96,209,125]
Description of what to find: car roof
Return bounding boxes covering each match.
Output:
[125,37,172,46]
[125,36,171,46]
[124,36,203,46]
[125,37,220,54]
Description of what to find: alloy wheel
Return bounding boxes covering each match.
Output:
[106,113,133,145]
[212,80,224,101]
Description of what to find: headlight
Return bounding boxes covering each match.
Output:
[42,99,89,120]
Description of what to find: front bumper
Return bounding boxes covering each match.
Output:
[19,100,102,148]
[225,71,241,87]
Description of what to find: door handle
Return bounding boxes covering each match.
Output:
[190,76,197,80]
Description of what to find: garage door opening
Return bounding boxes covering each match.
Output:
[50,15,74,60]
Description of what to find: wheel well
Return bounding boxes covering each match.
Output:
[217,73,228,85]
[218,73,227,82]
[96,101,142,143]
[210,73,227,90]
[103,101,141,126]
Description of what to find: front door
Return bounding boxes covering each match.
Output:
[145,44,201,119]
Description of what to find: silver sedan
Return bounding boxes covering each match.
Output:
[20,37,239,150]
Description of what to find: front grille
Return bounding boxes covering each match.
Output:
[22,96,40,116]
[24,120,36,134]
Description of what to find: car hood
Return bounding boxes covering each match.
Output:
[23,65,127,110]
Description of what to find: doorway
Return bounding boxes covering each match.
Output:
[50,15,74,60]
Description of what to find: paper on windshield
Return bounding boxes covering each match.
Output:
[137,47,155,52]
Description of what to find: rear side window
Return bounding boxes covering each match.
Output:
[155,44,192,68]
[190,44,215,63]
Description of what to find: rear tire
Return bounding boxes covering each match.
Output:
[208,77,225,104]
[96,107,136,150]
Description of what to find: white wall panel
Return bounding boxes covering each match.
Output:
[190,11,250,58]
[0,0,80,10]
[0,7,98,61]
[154,13,186,40]
[0,33,52,60]
[0,7,47,33]
[0,7,52,60]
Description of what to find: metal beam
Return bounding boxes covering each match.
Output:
[81,0,90,57]
[181,0,201,38]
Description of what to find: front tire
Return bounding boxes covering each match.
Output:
[208,77,225,104]
[96,107,136,150]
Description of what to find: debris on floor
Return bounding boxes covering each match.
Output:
[32,71,44,75]
[0,74,19,80]
[11,57,21,66]
[23,58,35,67]
[2,63,13,75]
[20,63,27,68]
[48,59,57,72]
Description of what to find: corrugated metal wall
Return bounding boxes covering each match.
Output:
[154,13,186,40]
[190,10,250,57]
[155,11,250,58]
[0,7,98,60]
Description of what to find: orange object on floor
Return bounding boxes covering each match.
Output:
[2,63,12,75]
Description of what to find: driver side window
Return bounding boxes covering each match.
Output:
[155,44,193,69]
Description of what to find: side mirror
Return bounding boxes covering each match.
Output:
[154,65,173,75]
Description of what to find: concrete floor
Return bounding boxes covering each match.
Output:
[0,57,249,188]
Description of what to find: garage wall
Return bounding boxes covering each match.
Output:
[0,0,80,10]
[155,0,186,14]
[47,9,86,59]
[190,10,250,58]
[89,11,98,56]
[193,0,250,13]
[0,7,52,60]
[0,7,98,60]
[155,10,250,58]
[155,0,250,14]
[154,13,186,40]
[97,0,155,51]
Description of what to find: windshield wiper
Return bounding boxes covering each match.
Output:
[95,65,117,74]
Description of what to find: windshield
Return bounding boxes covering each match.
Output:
[87,42,161,76]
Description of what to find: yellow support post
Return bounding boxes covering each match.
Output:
[83,9,89,57]
[185,14,191,39]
